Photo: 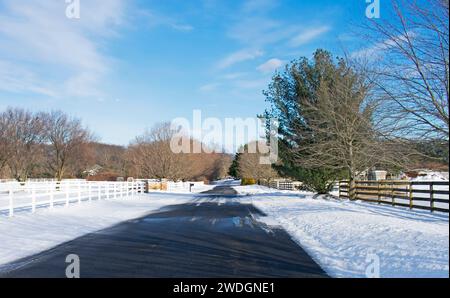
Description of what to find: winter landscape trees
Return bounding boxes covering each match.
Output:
[237,141,278,184]
[363,0,449,140]
[41,111,94,181]
[1,0,448,190]
[0,108,93,181]
[126,122,232,182]
[0,108,45,181]
[259,50,393,194]
[0,112,232,182]
[229,0,448,194]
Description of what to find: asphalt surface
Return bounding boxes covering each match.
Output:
[0,185,328,278]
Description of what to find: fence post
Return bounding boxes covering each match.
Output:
[8,188,13,217]
[65,185,70,208]
[409,182,413,209]
[430,182,435,212]
[88,182,92,203]
[78,182,82,204]
[349,180,355,200]
[32,185,36,213]
[377,182,381,204]
[50,184,54,210]
[391,181,395,206]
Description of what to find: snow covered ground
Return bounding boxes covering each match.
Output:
[149,183,216,194]
[1,181,448,278]
[235,185,449,278]
[0,193,192,268]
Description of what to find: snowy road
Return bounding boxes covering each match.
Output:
[0,186,328,278]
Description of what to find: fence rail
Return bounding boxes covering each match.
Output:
[260,180,303,191]
[339,180,449,213]
[0,180,146,217]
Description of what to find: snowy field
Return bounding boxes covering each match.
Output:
[0,193,193,268]
[235,185,449,278]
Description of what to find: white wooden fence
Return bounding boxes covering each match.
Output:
[260,180,303,191]
[0,180,146,217]
[167,181,205,192]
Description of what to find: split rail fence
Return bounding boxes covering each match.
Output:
[338,180,449,213]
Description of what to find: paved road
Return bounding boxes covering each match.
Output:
[0,185,328,278]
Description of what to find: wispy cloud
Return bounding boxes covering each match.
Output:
[0,60,56,97]
[199,83,221,92]
[257,58,283,73]
[139,10,194,32]
[242,0,279,13]
[217,49,264,69]
[233,78,268,90]
[228,17,299,47]
[221,72,248,80]
[0,0,127,98]
[289,26,330,47]
[351,33,412,59]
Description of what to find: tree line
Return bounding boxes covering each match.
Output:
[230,0,449,195]
[0,109,231,182]
[0,108,93,181]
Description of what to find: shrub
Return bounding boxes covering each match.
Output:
[241,178,256,185]
[298,169,337,194]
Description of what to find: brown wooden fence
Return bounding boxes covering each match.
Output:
[339,180,449,213]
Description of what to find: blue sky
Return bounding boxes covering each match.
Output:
[0,0,377,145]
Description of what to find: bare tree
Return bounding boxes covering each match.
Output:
[126,122,186,180]
[238,141,278,183]
[0,113,10,175]
[127,125,234,182]
[42,111,93,181]
[362,0,449,140]
[0,108,45,181]
[90,142,127,176]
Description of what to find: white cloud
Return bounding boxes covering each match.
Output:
[289,26,330,47]
[221,72,247,80]
[257,58,283,73]
[0,0,127,98]
[199,83,220,92]
[228,17,299,46]
[242,0,278,13]
[233,78,268,90]
[218,49,264,69]
[140,10,194,32]
[351,33,412,59]
[0,60,57,97]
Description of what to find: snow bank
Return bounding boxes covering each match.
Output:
[237,186,449,278]
[0,193,193,268]
[234,184,307,195]
[148,183,216,194]
[411,172,449,181]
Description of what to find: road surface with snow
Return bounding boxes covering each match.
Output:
[0,185,327,278]
[236,184,449,278]
[0,181,447,278]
